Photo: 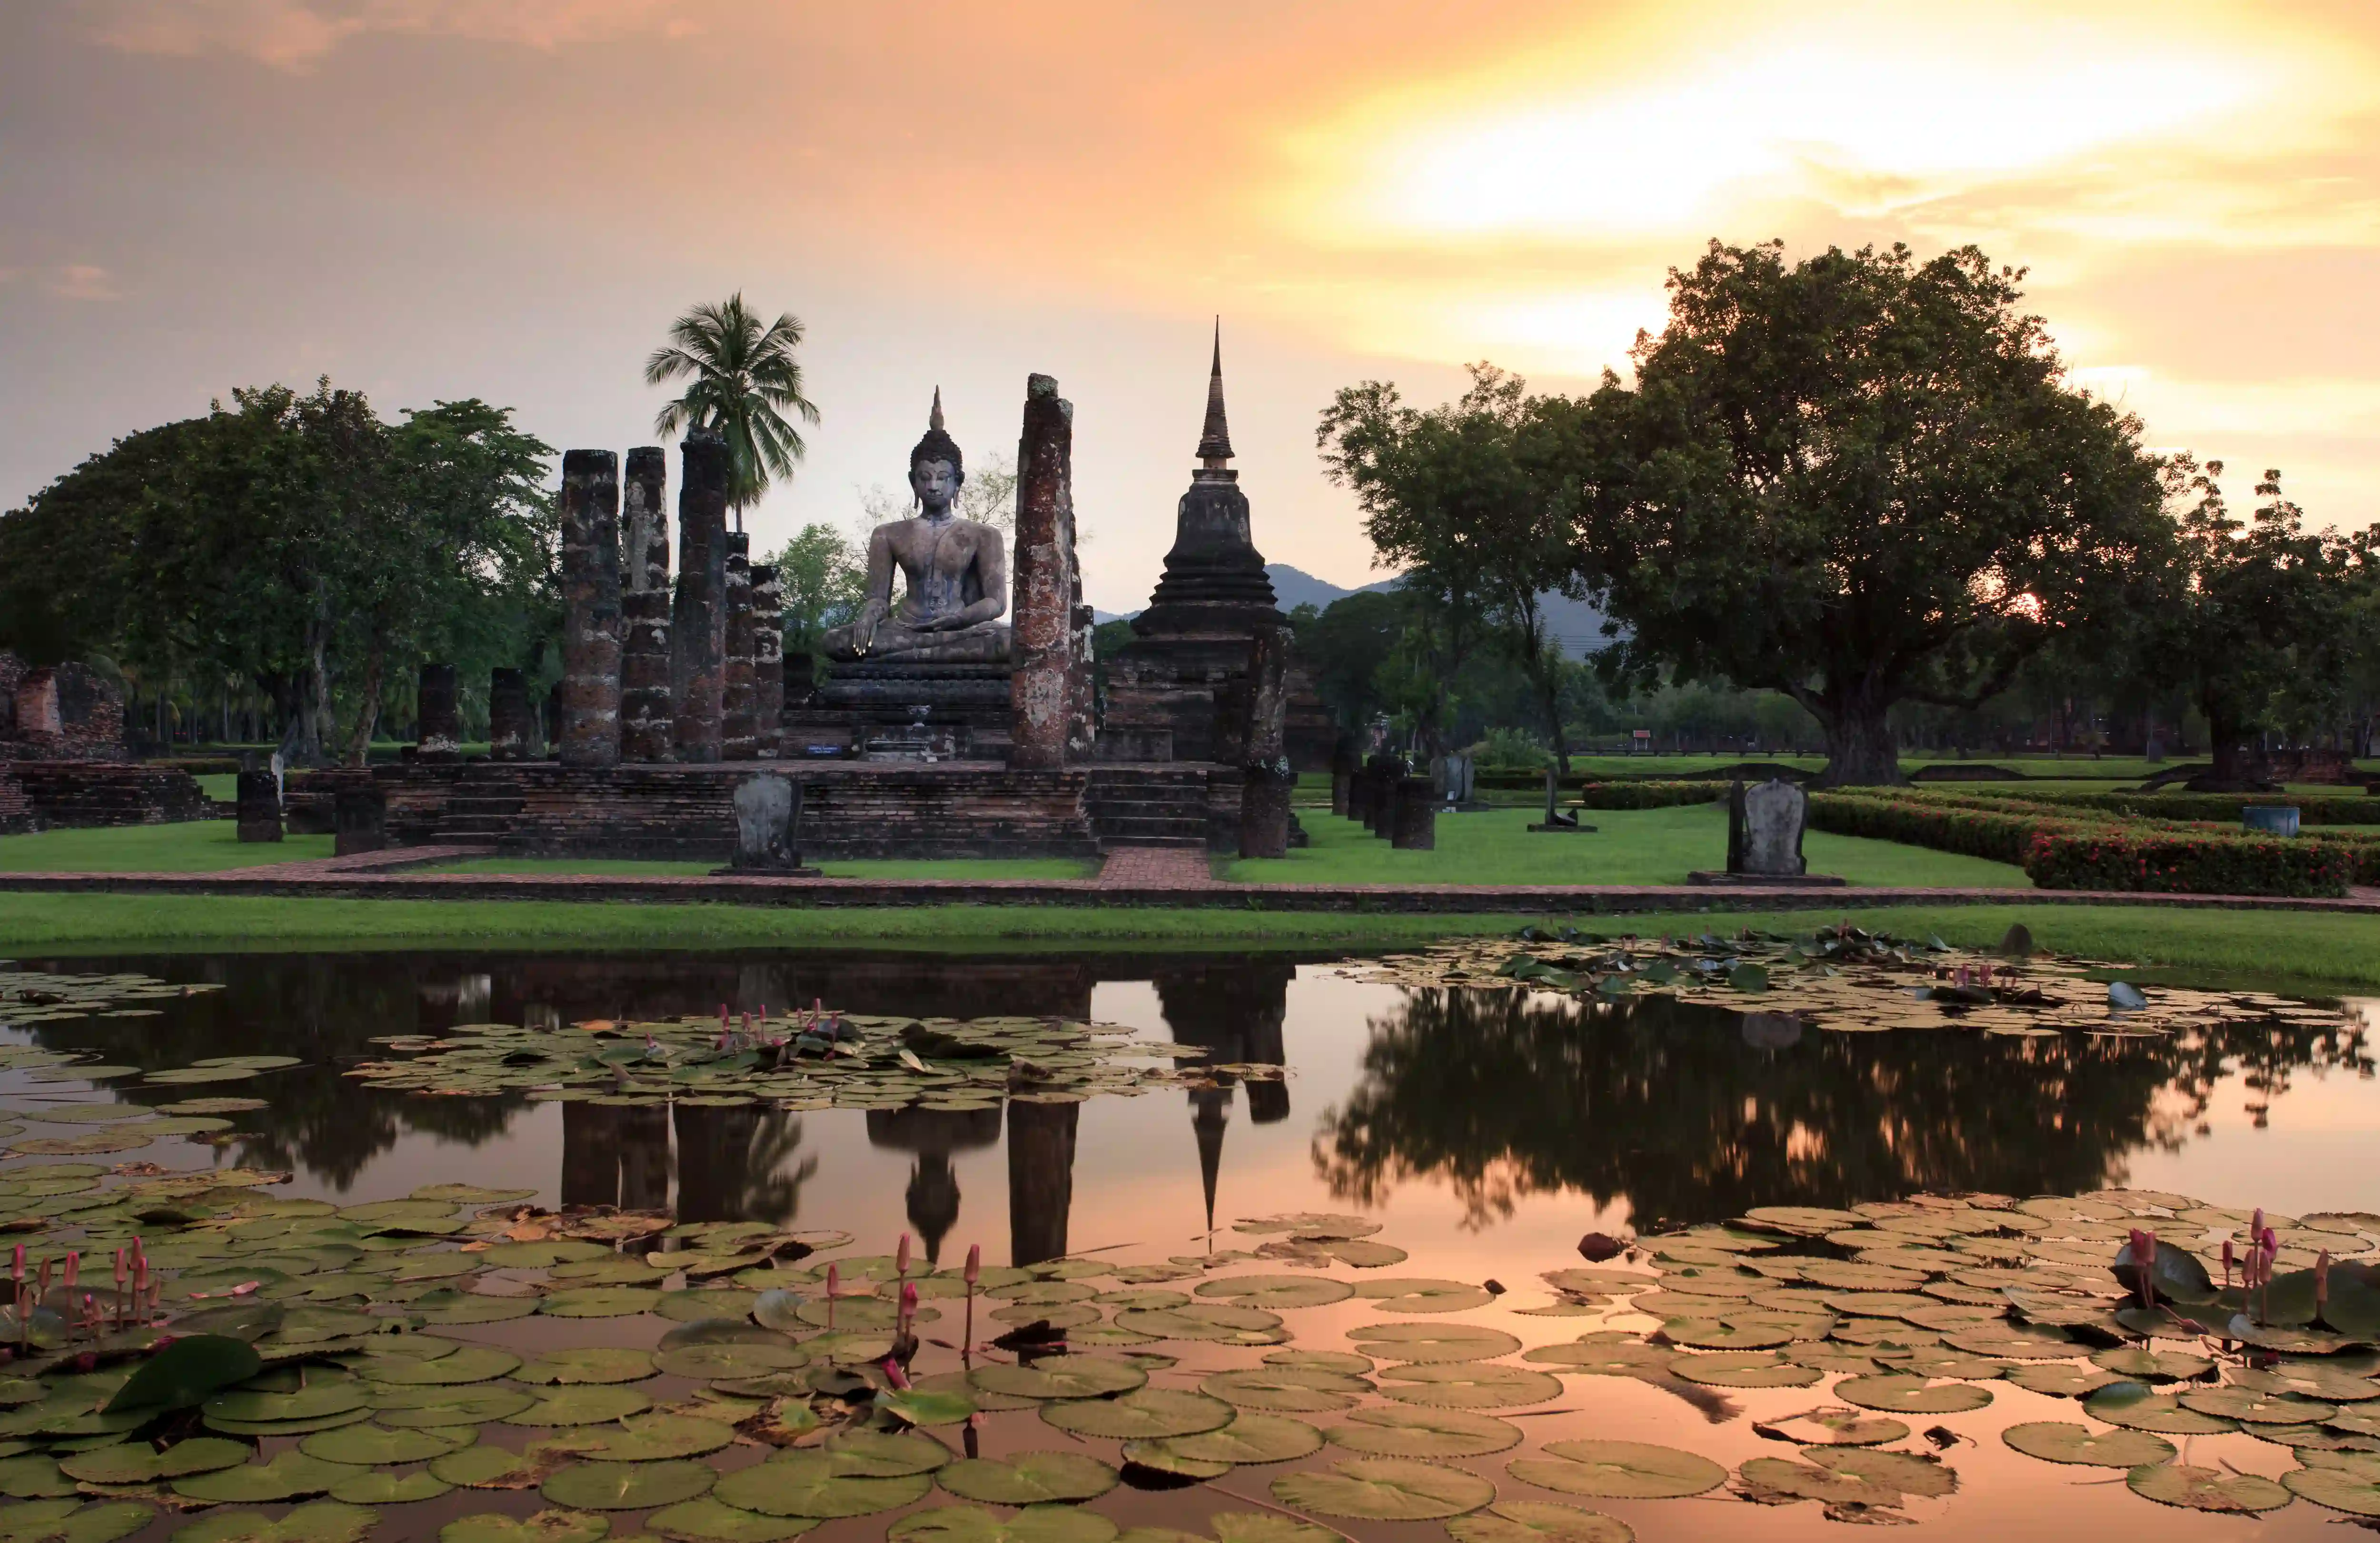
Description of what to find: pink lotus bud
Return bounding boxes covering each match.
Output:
[9,1246,20,1282]
[964,1245,981,1287]
[61,1253,78,1290]
[113,1250,126,1286]
[826,1263,839,1298]
[2221,1238,2235,1286]
[719,1004,729,1026]
[899,1280,919,1334]
[896,1233,912,1278]
[36,1260,51,1296]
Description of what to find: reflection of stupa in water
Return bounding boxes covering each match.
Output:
[1154,962,1292,1231]
[867,1107,1002,1264]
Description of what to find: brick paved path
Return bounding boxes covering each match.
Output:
[1096,847,1217,888]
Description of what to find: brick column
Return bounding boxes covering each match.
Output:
[488,668,534,761]
[1009,374,1076,770]
[1237,624,1294,859]
[722,532,757,761]
[416,664,459,762]
[620,446,674,762]
[557,450,623,766]
[669,433,730,763]
[751,564,784,760]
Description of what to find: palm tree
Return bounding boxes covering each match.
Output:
[645,294,821,528]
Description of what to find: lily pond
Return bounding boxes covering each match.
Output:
[0,928,2377,1543]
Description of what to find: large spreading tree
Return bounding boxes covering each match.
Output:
[1550,241,2172,785]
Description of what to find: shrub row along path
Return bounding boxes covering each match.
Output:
[1,844,2378,913]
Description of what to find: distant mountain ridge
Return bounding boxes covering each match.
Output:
[1098,563,1610,658]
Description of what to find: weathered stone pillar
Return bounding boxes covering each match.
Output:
[670,432,731,763]
[333,785,387,856]
[722,532,757,761]
[1391,776,1438,850]
[416,664,459,762]
[1238,625,1294,859]
[620,447,674,763]
[751,564,784,760]
[558,449,623,767]
[1009,375,1076,770]
[1330,734,1358,817]
[1067,596,1098,760]
[488,668,533,762]
[235,770,282,843]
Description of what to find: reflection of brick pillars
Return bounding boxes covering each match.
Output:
[1009,375,1077,770]
[670,435,730,763]
[620,447,674,763]
[488,669,534,761]
[751,564,783,761]
[558,450,623,767]
[416,665,460,762]
[722,532,757,761]
[1007,1098,1078,1267]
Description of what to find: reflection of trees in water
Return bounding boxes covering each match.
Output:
[1315,989,2375,1233]
[14,953,522,1191]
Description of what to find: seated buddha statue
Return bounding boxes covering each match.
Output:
[823,391,1010,664]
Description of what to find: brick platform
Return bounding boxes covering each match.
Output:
[1,761,214,830]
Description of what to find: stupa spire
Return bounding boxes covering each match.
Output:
[1195,319,1234,467]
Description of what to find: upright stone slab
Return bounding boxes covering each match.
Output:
[488,668,534,762]
[1729,778,1809,876]
[333,786,387,857]
[722,532,757,761]
[1237,625,1294,860]
[1330,735,1358,817]
[716,772,817,874]
[1391,776,1438,850]
[620,447,674,762]
[416,664,460,762]
[235,769,282,843]
[1009,375,1077,770]
[670,432,731,763]
[751,564,784,760]
[558,449,624,767]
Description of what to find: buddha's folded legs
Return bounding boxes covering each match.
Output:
[823,620,1012,664]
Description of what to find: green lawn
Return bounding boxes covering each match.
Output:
[0,822,329,873]
[417,856,1099,880]
[196,773,238,802]
[0,895,2375,989]
[1236,804,2029,888]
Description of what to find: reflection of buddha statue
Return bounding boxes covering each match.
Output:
[823,390,1010,664]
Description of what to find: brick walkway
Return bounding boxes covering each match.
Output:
[1096,846,1218,888]
[224,844,496,877]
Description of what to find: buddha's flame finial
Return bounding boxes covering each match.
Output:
[930,386,945,433]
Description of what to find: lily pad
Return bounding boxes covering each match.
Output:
[969,1357,1147,1401]
[1327,1406,1523,1458]
[203,1383,369,1424]
[1272,1457,1494,1520]
[646,1498,818,1542]
[2179,1386,2337,1424]
[2001,1421,2176,1467]
[366,1346,521,1385]
[505,1387,653,1427]
[437,1511,612,1543]
[171,1452,370,1503]
[1376,1363,1562,1410]
[1352,1278,1497,1313]
[299,1423,470,1465]
[1193,1276,1354,1310]
[886,1507,1120,1543]
[2083,1383,2238,1435]
[2126,1463,2293,1512]
[1835,1375,1992,1414]
[330,1470,453,1504]
[518,1348,659,1386]
[936,1450,1118,1504]
[541,1458,717,1511]
[371,1385,538,1427]
[1201,1368,1370,1413]
[60,1435,248,1483]
[1041,1389,1236,1440]
[1134,1414,1322,1466]
[1348,1324,1522,1364]
[1756,1410,1909,1447]
[1505,1440,1727,1499]
[654,1343,804,1381]
[0,1501,151,1543]
[1666,1352,1821,1389]
[562,1414,738,1462]
[1446,1501,1636,1543]
[711,1453,932,1518]
[539,1288,663,1319]
[105,1334,261,1413]
[877,1389,976,1427]
[172,1501,379,1543]
[2283,1459,2380,1517]
[818,1430,950,1476]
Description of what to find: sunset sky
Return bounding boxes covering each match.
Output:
[4,0,2378,613]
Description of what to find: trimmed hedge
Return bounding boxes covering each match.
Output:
[1807,791,2095,866]
[2030,791,2380,826]
[1573,781,1731,809]
[2025,830,2352,898]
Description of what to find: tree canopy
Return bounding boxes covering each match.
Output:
[0,379,555,763]
[1549,240,2173,785]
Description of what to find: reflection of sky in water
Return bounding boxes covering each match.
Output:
[3,955,2376,1540]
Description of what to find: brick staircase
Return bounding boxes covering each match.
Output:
[1085,765,1210,851]
[434,764,527,842]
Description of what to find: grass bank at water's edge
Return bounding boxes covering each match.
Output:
[0,894,2375,991]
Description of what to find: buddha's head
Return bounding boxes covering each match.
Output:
[909,386,964,516]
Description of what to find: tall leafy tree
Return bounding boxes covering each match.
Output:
[2149,459,2373,787]
[645,294,821,527]
[1550,241,2172,785]
[1318,365,1577,764]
